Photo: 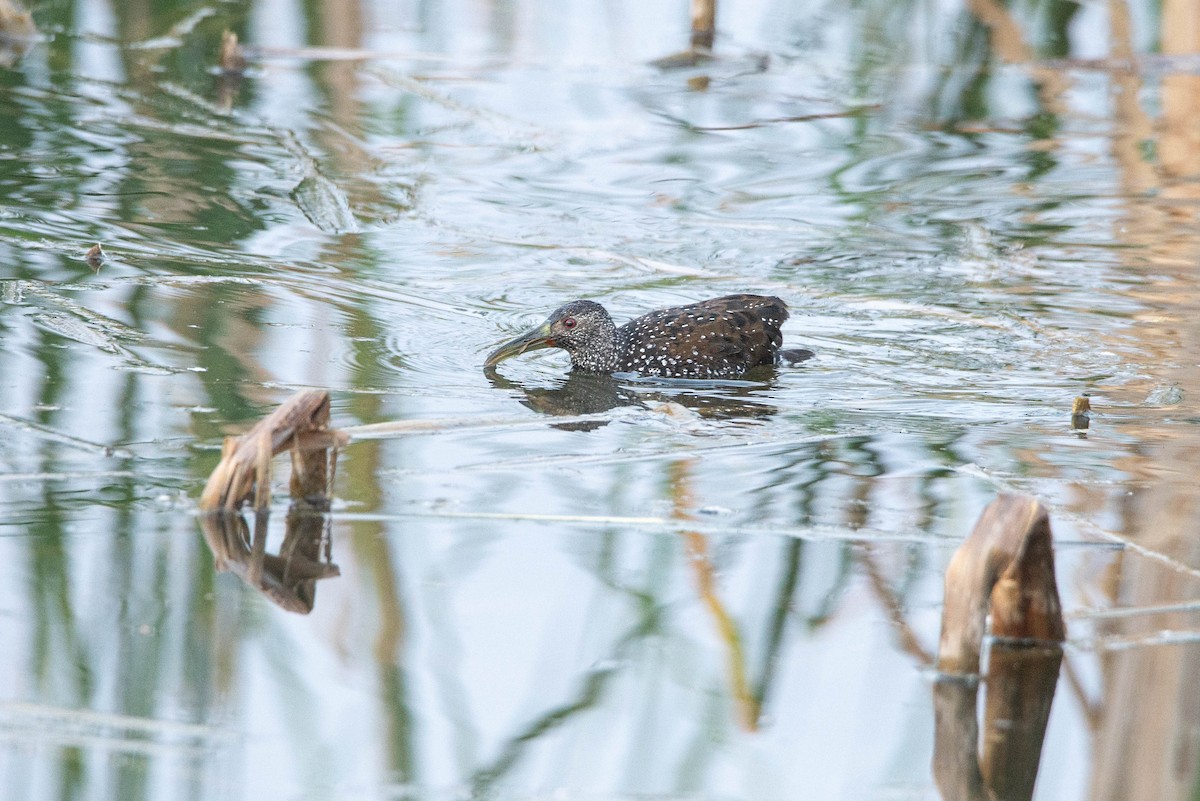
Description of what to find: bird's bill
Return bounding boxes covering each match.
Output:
[483,322,555,367]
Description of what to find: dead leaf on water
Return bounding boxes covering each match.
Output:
[282,132,361,235]
[31,311,120,351]
[1144,383,1183,406]
[85,243,104,270]
[291,170,361,234]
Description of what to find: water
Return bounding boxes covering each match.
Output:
[2,0,1200,798]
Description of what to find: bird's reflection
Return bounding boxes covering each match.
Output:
[199,505,340,614]
[484,367,781,429]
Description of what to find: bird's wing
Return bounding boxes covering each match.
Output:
[624,295,788,376]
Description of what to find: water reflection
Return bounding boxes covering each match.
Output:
[199,508,339,614]
[669,458,761,730]
[484,368,784,425]
[933,646,1062,801]
[484,368,645,423]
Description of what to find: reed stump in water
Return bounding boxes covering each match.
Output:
[199,389,346,513]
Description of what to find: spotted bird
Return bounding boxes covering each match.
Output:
[484,294,811,379]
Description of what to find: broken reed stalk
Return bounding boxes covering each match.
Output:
[932,494,1066,801]
[690,0,716,51]
[937,493,1066,674]
[199,389,346,513]
[198,390,622,514]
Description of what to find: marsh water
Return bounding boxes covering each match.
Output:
[2,0,1200,799]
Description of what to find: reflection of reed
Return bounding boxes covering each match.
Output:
[858,548,934,666]
[469,454,779,795]
[668,459,758,731]
[933,646,1061,801]
[1108,0,1156,197]
[967,0,1070,116]
[470,607,663,795]
[749,538,804,716]
[307,0,417,770]
[0,2,35,68]
[1092,3,1200,799]
[199,509,339,614]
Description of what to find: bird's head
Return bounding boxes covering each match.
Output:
[484,300,616,368]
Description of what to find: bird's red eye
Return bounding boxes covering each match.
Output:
[562,317,577,329]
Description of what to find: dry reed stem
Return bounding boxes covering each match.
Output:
[199,389,346,512]
[937,494,1066,674]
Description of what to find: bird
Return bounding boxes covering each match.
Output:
[483,294,811,379]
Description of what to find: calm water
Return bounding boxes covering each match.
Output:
[1,0,1199,799]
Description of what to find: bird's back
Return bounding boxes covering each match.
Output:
[614,294,788,378]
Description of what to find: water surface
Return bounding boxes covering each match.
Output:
[1,1,1199,799]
